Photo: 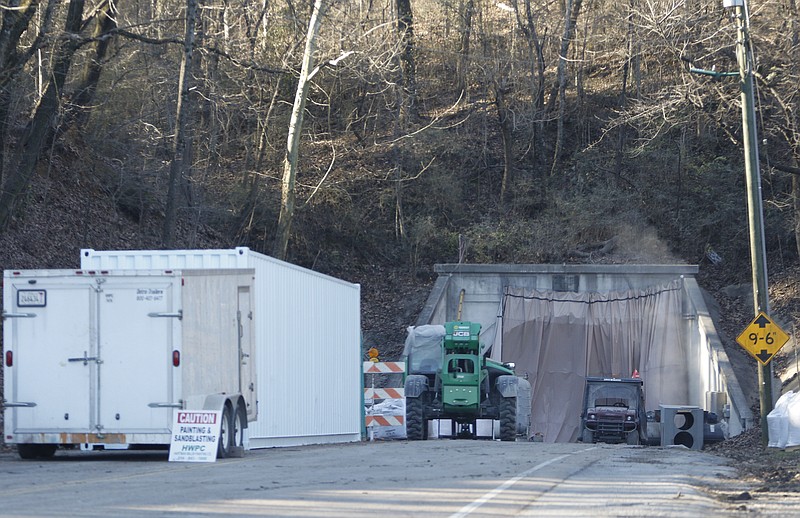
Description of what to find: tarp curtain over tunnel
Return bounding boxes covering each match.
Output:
[495,279,687,443]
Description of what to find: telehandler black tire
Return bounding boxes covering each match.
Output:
[499,397,517,441]
[406,397,426,440]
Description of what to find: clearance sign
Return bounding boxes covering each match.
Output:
[736,312,791,365]
[168,411,222,463]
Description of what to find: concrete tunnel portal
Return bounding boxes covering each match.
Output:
[413,263,753,443]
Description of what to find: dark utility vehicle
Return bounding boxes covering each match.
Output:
[580,377,647,445]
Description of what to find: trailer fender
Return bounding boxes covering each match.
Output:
[203,394,233,413]
[405,374,429,398]
[202,394,247,425]
[495,375,520,398]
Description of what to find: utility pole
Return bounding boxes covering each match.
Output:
[727,0,773,445]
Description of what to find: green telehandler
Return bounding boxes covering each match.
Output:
[403,321,531,441]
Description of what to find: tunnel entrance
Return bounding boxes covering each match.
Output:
[415,264,752,441]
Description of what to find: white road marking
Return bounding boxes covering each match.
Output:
[450,447,597,518]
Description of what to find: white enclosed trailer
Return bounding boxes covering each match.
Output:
[80,247,362,448]
[3,268,256,459]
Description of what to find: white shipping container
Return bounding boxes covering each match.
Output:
[80,247,362,448]
[3,268,256,458]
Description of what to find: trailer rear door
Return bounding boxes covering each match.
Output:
[6,279,95,433]
[5,272,179,438]
[97,278,178,433]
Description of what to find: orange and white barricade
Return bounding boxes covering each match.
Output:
[363,361,405,440]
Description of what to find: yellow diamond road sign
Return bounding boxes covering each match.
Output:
[736,311,791,365]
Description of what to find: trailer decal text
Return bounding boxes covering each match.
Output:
[136,288,164,302]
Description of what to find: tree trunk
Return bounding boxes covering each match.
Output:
[613,0,635,179]
[0,0,84,230]
[549,0,583,177]
[272,0,328,260]
[513,0,546,171]
[66,0,118,130]
[456,0,474,98]
[396,0,417,124]
[0,0,44,190]
[162,0,198,248]
[496,84,513,204]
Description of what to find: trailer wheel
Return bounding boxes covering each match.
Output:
[217,405,233,458]
[499,397,517,441]
[232,405,246,449]
[17,444,57,460]
[406,397,426,440]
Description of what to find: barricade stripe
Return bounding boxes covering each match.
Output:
[363,361,406,374]
[364,388,405,399]
[366,415,405,427]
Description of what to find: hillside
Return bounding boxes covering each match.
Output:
[3,163,799,405]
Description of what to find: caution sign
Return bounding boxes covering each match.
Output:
[168,410,222,463]
[736,311,791,365]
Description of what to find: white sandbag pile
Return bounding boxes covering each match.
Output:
[767,390,800,449]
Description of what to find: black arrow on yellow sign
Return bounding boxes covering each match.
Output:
[753,314,771,328]
[756,350,772,363]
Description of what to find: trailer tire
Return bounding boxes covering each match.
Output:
[17,444,57,459]
[232,404,246,449]
[406,397,426,441]
[217,405,233,458]
[499,397,517,441]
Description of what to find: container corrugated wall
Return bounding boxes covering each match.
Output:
[248,251,361,446]
[80,248,362,448]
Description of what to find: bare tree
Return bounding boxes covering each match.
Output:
[495,77,513,204]
[0,0,56,191]
[456,0,474,98]
[66,0,118,130]
[162,0,199,248]
[0,0,85,230]
[512,0,547,124]
[549,0,583,177]
[272,0,330,260]
[396,0,417,123]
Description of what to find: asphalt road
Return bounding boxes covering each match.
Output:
[1,440,799,517]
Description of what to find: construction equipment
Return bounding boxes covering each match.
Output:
[580,377,647,445]
[403,322,531,441]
